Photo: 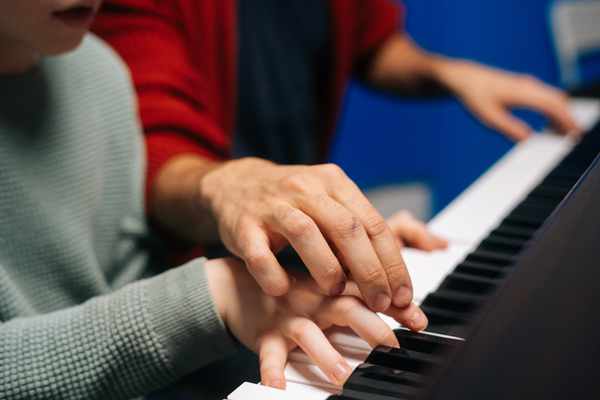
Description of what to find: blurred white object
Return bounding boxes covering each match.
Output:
[549,0,600,89]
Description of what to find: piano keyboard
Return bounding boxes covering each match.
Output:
[227,98,600,400]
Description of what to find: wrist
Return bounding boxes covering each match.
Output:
[152,154,222,243]
[431,58,478,97]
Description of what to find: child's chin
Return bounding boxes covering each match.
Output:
[43,35,86,56]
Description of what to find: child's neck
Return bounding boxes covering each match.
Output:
[0,36,42,76]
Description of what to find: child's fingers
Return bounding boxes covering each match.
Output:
[339,282,428,332]
[324,296,400,349]
[284,316,352,386]
[257,332,289,390]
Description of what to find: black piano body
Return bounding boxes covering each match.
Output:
[332,119,600,400]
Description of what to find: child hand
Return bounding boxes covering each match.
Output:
[205,257,419,389]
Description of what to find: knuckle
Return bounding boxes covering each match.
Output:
[280,173,311,194]
[279,208,314,240]
[290,320,313,343]
[332,214,362,239]
[320,263,343,282]
[317,163,345,179]
[336,295,363,314]
[362,214,389,238]
[235,215,255,234]
[356,265,386,287]
[244,248,272,273]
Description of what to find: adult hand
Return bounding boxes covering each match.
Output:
[386,210,447,251]
[205,257,428,389]
[439,60,580,141]
[201,157,415,312]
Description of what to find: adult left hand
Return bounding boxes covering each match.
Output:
[440,61,580,141]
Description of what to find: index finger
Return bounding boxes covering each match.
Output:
[238,224,296,296]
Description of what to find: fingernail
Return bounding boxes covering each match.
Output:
[410,310,428,330]
[330,281,346,296]
[394,285,412,306]
[332,363,351,381]
[268,377,283,389]
[373,292,391,312]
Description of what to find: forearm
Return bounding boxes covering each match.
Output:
[365,32,459,97]
[0,258,237,399]
[152,154,223,244]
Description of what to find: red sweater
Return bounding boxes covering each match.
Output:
[92,0,402,211]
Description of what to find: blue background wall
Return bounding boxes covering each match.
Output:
[327,0,600,217]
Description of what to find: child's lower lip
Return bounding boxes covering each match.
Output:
[52,7,95,30]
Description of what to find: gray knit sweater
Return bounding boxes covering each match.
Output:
[0,35,237,399]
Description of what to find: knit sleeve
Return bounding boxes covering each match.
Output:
[0,258,238,400]
[91,0,234,214]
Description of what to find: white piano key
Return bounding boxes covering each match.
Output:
[227,381,309,400]
[428,132,577,246]
[324,325,372,351]
[287,343,370,370]
[284,381,340,399]
[323,315,402,353]
[402,242,473,304]
[284,361,341,391]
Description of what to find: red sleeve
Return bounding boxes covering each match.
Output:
[318,0,403,160]
[329,0,404,80]
[91,0,236,215]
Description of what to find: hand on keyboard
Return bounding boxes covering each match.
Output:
[439,60,581,140]
[202,157,419,313]
[386,210,448,251]
[205,257,428,390]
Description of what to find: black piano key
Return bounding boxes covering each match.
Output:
[454,262,505,278]
[537,175,579,190]
[393,329,461,355]
[437,272,497,295]
[364,346,442,373]
[464,249,514,266]
[421,289,480,311]
[420,290,492,334]
[477,233,528,255]
[505,202,557,226]
[526,184,571,201]
[343,363,427,400]
[491,223,538,240]
[420,305,471,330]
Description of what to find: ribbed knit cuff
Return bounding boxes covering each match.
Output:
[142,257,239,376]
